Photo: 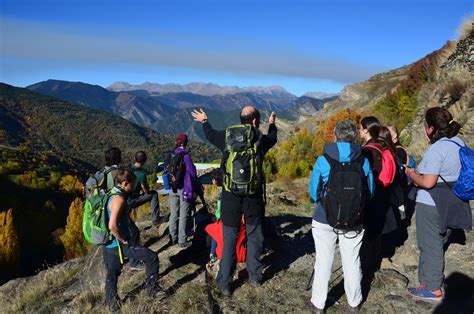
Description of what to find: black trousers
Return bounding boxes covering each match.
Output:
[103,244,159,306]
[216,190,265,290]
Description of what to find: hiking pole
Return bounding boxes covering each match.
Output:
[118,243,124,265]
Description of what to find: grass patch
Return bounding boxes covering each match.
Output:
[10,265,80,312]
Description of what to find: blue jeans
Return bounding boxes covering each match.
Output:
[210,238,217,257]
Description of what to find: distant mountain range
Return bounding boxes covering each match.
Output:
[303,91,339,99]
[109,81,295,97]
[109,81,299,111]
[27,79,335,140]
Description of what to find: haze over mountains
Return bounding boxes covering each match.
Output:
[26,80,335,140]
[108,81,298,98]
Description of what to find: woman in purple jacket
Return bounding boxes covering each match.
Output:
[168,133,204,248]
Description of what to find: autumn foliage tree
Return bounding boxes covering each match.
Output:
[60,198,89,259]
[0,209,20,274]
[59,175,83,194]
[272,109,361,178]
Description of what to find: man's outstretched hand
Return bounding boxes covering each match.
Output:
[192,108,208,123]
[269,111,276,124]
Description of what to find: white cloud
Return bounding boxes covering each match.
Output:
[0,17,386,84]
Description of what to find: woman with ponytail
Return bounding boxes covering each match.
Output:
[406,107,471,302]
[359,117,400,274]
[103,168,166,311]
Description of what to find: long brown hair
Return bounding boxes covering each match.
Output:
[379,126,397,156]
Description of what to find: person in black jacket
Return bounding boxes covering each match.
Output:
[192,106,277,296]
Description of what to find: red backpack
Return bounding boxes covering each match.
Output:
[365,143,396,187]
[205,218,247,263]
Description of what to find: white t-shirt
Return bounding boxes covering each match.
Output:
[416,136,465,206]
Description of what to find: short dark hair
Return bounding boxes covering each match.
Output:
[115,167,136,185]
[105,147,122,166]
[240,107,261,125]
[210,168,223,187]
[425,107,461,143]
[134,151,147,164]
[334,120,357,143]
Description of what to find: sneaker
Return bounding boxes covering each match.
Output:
[347,304,361,312]
[178,241,192,248]
[209,254,218,263]
[304,297,324,313]
[407,285,442,302]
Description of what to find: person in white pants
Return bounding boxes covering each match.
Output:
[311,220,364,309]
[307,120,374,312]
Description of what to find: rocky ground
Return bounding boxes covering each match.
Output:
[0,178,473,313]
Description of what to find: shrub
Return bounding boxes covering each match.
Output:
[272,109,361,178]
[443,79,468,103]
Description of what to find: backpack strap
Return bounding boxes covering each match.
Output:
[322,153,337,169]
[365,143,384,155]
[396,145,410,166]
[103,166,118,190]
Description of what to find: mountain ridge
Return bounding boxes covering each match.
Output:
[108,81,297,99]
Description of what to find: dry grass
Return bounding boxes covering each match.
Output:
[457,15,473,40]
[2,177,471,313]
[8,265,80,313]
[443,78,470,103]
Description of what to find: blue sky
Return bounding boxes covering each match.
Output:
[0,0,472,96]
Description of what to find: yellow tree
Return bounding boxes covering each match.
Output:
[59,175,83,194]
[0,209,21,268]
[60,198,89,259]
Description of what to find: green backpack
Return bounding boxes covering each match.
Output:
[82,190,117,245]
[223,124,262,195]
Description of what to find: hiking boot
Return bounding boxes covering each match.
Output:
[128,261,145,271]
[147,285,167,299]
[304,297,324,313]
[106,299,121,313]
[407,285,442,302]
[178,241,192,248]
[249,279,261,288]
[219,287,232,297]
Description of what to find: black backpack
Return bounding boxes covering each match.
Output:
[321,154,368,232]
[164,151,186,192]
